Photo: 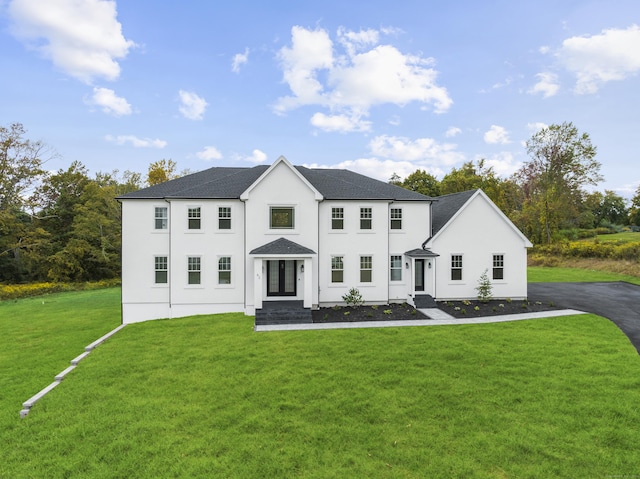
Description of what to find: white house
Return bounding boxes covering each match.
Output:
[117,156,532,324]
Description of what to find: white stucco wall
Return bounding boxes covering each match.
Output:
[429,193,529,300]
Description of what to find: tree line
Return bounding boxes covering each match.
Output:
[1,121,638,284]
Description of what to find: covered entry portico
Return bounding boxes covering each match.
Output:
[404,248,439,306]
[249,237,316,312]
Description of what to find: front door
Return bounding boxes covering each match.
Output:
[415,259,425,292]
[267,260,297,296]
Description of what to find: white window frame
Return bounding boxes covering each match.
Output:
[360,255,373,283]
[188,256,201,285]
[270,206,295,229]
[360,207,372,230]
[188,206,201,230]
[218,206,231,230]
[154,256,168,284]
[154,206,168,230]
[331,207,344,230]
[390,208,402,230]
[218,256,232,285]
[331,256,344,283]
[390,255,403,282]
[451,254,463,281]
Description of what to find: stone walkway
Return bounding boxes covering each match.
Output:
[254,308,585,332]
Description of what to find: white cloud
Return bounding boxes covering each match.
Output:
[243,149,268,164]
[8,0,135,83]
[528,72,560,98]
[556,24,640,94]
[196,146,223,161]
[484,125,510,144]
[178,90,208,120]
[85,87,131,116]
[305,158,437,183]
[477,152,521,177]
[105,134,166,148]
[527,122,548,133]
[310,112,371,132]
[232,48,249,73]
[369,135,464,167]
[445,126,461,138]
[274,25,452,127]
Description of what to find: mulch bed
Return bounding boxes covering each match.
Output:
[312,298,564,323]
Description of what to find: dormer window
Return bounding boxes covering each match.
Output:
[270,207,294,229]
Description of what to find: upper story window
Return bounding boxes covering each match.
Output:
[154,256,168,284]
[219,207,231,230]
[155,207,168,230]
[451,254,463,281]
[218,256,231,284]
[390,255,402,281]
[331,207,344,230]
[493,254,504,280]
[270,207,294,229]
[188,207,201,230]
[390,208,402,230]
[188,256,201,285]
[331,256,344,283]
[360,207,372,230]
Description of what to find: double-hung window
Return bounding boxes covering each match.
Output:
[218,256,231,284]
[493,254,504,280]
[270,207,294,229]
[331,207,344,230]
[360,256,372,283]
[155,207,168,230]
[360,207,372,230]
[188,257,201,285]
[188,207,201,230]
[218,207,231,230]
[390,208,402,230]
[331,256,344,283]
[155,256,168,284]
[390,255,402,281]
[451,255,463,281]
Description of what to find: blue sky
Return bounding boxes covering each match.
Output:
[1,0,639,198]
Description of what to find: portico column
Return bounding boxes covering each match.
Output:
[253,258,263,310]
[303,257,312,309]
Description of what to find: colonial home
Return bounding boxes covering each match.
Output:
[117,156,532,324]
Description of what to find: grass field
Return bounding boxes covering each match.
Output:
[1,274,640,478]
[595,231,640,243]
[528,265,640,285]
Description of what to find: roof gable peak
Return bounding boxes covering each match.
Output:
[240,156,323,201]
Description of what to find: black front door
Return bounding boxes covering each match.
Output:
[415,259,425,292]
[267,260,297,296]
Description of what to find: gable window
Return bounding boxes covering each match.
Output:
[451,255,463,281]
[270,207,294,229]
[188,207,201,230]
[331,207,344,230]
[360,207,372,230]
[390,208,402,230]
[390,255,402,281]
[155,256,168,284]
[188,257,201,285]
[360,256,372,283]
[331,256,344,283]
[155,207,168,230]
[218,207,231,230]
[493,254,504,280]
[218,256,231,284]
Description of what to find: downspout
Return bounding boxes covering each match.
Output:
[241,198,247,314]
[388,201,392,303]
[165,198,172,317]
[316,197,324,308]
[117,198,124,325]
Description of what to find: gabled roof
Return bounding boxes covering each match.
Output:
[431,189,477,235]
[428,189,532,247]
[117,159,431,202]
[249,237,316,255]
[241,156,323,201]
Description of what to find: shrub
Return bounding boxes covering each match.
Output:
[475,269,493,302]
[342,287,364,308]
[0,279,120,301]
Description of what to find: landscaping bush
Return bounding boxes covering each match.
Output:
[0,279,120,301]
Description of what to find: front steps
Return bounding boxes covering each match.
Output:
[414,294,438,308]
[255,301,312,326]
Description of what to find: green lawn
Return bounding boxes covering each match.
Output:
[528,266,640,285]
[1,282,640,478]
[595,231,640,243]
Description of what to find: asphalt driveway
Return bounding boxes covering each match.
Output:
[529,282,640,354]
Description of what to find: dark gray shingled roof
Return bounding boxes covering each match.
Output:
[430,189,477,235]
[117,164,430,201]
[249,237,316,255]
[404,248,440,258]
